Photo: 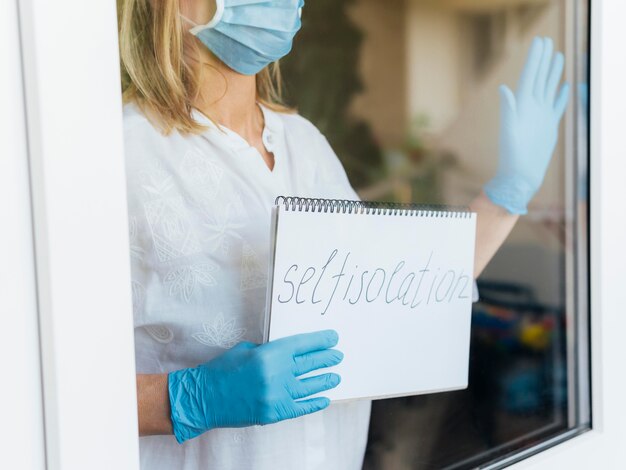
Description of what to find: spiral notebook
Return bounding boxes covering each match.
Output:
[264,197,477,402]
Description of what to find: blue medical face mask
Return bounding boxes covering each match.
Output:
[182,0,304,76]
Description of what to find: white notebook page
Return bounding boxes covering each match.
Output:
[266,204,477,402]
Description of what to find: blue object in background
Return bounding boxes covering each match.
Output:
[500,363,543,414]
[472,280,566,417]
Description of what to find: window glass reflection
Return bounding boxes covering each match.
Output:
[281,0,590,467]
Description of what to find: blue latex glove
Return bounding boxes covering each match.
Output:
[485,37,571,215]
[168,330,343,443]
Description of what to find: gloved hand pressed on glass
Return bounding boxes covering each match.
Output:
[168,330,343,444]
[485,36,571,215]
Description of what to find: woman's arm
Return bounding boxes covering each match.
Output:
[137,374,173,437]
[470,191,519,278]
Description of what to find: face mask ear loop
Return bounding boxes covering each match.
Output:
[187,0,226,35]
[180,14,199,29]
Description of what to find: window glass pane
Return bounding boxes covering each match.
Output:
[280,0,590,468]
[120,0,590,468]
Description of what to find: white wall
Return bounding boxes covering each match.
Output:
[406,1,463,133]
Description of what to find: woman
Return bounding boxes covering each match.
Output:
[120,0,570,468]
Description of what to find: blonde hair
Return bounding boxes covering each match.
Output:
[118,0,291,135]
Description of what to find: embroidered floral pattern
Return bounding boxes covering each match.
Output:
[180,149,224,203]
[131,280,146,315]
[128,216,145,260]
[192,313,246,349]
[240,241,267,291]
[202,204,243,256]
[140,164,175,198]
[144,197,202,262]
[164,263,219,303]
[229,188,248,219]
[144,325,174,344]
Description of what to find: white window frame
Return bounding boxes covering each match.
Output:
[16,0,140,469]
[13,0,625,468]
[512,0,626,467]
[1,0,45,468]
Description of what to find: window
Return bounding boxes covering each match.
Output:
[280,0,591,467]
[14,0,626,469]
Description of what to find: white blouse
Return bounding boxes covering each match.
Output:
[124,103,371,470]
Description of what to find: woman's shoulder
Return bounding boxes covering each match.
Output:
[122,103,186,161]
[271,110,338,164]
[270,109,334,159]
[264,107,336,158]
[270,108,359,199]
[274,110,324,139]
[123,103,165,138]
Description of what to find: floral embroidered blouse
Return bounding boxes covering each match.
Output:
[124,103,371,470]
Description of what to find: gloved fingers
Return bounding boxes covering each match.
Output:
[499,85,517,115]
[517,36,544,99]
[292,348,344,377]
[292,397,331,418]
[290,373,341,399]
[534,37,554,100]
[545,52,565,104]
[269,329,339,356]
[554,82,571,120]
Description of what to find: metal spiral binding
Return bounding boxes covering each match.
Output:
[275,197,471,218]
